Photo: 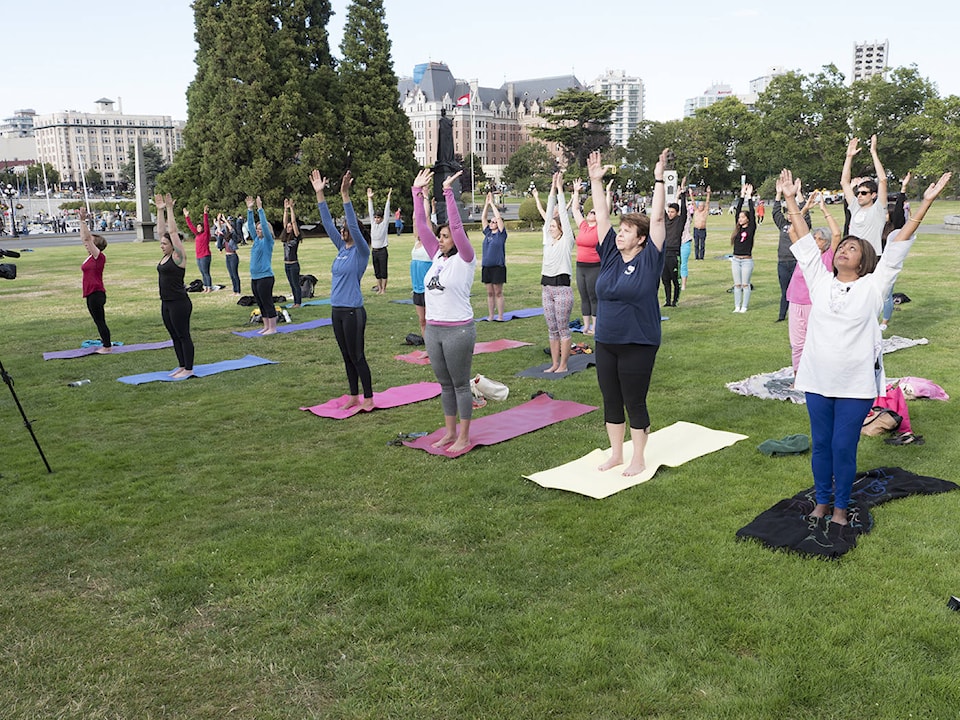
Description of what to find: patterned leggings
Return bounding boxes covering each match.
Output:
[542,284,573,340]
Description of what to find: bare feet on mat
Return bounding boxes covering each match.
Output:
[622,460,646,477]
[171,369,194,379]
[95,346,113,354]
[341,396,360,410]
[598,455,623,472]
[447,438,470,453]
[261,328,277,335]
[359,398,375,412]
[830,507,849,525]
[431,433,456,448]
[544,365,558,373]
[169,367,184,377]
[555,365,568,373]
[809,503,830,519]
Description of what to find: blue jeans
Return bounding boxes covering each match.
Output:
[197,255,212,288]
[225,253,241,293]
[284,261,302,305]
[805,393,874,509]
[777,259,796,321]
[882,285,895,322]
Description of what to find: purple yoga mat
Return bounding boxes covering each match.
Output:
[394,339,532,365]
[43,340,174,360]
[233,317,332,338]
[475,307,544,321]
[301,381,442,418]
[403,393,597,457]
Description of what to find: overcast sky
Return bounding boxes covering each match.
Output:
[5,0,958,124]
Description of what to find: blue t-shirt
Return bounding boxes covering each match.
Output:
[481,227,507,267]
[247,208,274,280]
[594,226,663,346]
[319,200,369,308]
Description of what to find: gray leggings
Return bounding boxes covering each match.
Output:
[424,322,476,420]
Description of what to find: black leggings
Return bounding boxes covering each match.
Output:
[331,306,373,398]
[85,290,111,347]
[595,341,658,428]
[251,276,277,319]
[161,298,194,370]
[661,253,680,304]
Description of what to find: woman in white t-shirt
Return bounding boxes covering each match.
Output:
[780,167,951,528]
[411,168,477,453]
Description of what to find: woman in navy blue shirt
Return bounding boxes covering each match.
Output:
[587,148,667,477]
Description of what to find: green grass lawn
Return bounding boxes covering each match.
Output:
[2,203,959,719]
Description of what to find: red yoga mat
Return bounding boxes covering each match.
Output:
[395,338,532,365]
[301,381,442,418]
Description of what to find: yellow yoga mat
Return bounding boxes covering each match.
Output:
[524,421,748,499]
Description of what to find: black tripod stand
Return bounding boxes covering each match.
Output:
[0,357,53,474]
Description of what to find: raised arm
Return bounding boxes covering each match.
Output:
[869,135,888,205]
[571,180,585,226]
[555,174,573,243]
[587,151,611,241]
[648,149,667,250]
[488,192,504,232]
[442,170,474,262]
[840,137,860,202]
[894,172,952,241]
[182,208,199,235]
[544,176,558,237]
[366,187,375,223]
[779,170,806,244]
[289,199,299,236]
[383,189,392,225]
[78,207,100,259]
[154,193,167,238]
[818,194,842,253]
[412,169,439,257]
[531,186,547,220]
[481,192,491,226]
[605,178,615,213]
[342,177,368,258]
[311,170,342,247]
[165,193,187,267]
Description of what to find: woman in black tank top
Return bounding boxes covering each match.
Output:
[154,193,195,379]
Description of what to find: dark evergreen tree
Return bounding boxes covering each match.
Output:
[335,0,417,215]
[532,89,620,168]
[160,0,339,217]
[119,142,168,192]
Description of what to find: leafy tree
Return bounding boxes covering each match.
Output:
[455,152,486,194]
[742,66,851,189]
[161,0,338,217]
[532,88,620,168]
[119,142,169,192]
[25,163,60,189]
[84,168,102,191]
[850,67,938,180]
[335,0,417,216]
[502,141,554,190]
[694,98,754,189]
[910,94,960,192]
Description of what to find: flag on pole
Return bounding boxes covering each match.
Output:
[456,93,470,106]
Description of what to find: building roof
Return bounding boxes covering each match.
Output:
[399,63,583,109]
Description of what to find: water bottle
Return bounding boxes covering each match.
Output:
[68,379,91,387]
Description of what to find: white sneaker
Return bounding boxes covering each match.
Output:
[733,307,741,313]
[740,307,748,313]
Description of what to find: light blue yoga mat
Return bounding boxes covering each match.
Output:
[117,355,277,385]
[476,307,544,321]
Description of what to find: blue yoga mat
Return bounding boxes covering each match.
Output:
[476,307,544,321]
[233,317,332,338]
[285,297,331,308]
[117,355,277,385]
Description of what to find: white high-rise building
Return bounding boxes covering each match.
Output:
[852,40,888,82]
[684,83,737,118]
[749,67,786,95]
[589,70,644,147]
[32,98,183,189]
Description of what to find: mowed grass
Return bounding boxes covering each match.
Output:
[1,202,960,719]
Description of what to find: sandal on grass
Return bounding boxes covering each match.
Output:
[884,432,925,446]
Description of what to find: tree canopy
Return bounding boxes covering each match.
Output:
[532,89,620,169]
[120,143,168,193]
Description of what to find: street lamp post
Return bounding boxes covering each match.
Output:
[2,184,18,237]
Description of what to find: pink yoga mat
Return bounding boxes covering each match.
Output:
[395,338,532,365]
[300,381,442,418]
[403,393,597,457]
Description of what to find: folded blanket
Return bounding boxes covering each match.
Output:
[736,467,958,558]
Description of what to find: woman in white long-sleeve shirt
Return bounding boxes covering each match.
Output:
[780,167,951,528]
[540,171,576,373]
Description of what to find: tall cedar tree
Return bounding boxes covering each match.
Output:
[336,0,417,215]
[160,0,339,218]
[532,89,620,169]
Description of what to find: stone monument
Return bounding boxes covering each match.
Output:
[133,137,156,241]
